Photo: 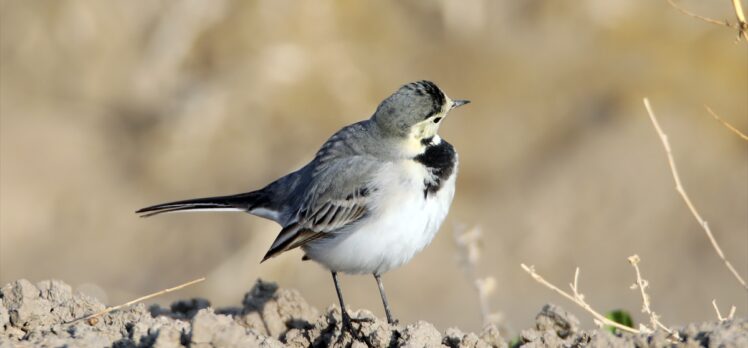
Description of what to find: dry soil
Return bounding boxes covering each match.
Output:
[1,279,745,347]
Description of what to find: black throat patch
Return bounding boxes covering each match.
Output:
[413,140,456,198]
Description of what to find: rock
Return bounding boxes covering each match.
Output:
[400,321,445,347]
[191,308,284,348]
[479,324,506,348]
[240,279,318,338]
[2,279,51,331]
[534,303,579,339]
[151,325,183,348]
[0,301,9,334]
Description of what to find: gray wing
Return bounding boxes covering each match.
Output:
[261,123,383,261]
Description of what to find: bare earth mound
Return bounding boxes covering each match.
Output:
[1,279,745,347]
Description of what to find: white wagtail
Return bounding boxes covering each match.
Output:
[137,80,469,326]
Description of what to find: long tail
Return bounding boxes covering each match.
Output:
[136,190,271,218]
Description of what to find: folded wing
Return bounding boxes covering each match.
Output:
[262,155,378,261]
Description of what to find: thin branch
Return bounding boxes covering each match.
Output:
[712,300,725,321]
[643,98,748,291]
[520,264,639,334]
[453,225,503,326]
[705,105,748,141]
[70,277,206,324]
[712,299,737,322]
[665,0,748,42]
[666,0,729,26]
[628,255,678,339]
[728,305,737,319]
[732,0,748,41]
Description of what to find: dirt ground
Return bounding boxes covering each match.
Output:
[2,279,745,348]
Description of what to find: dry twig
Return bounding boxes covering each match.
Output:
[711,299,737,322]
[665,0,748,41]
[520,264,639,334]
[627,255,678,339]
[453,225,503,326]
[643,98,748,291]
[705,105,748,141]
[70,277,206,324]
[732,0,748,41]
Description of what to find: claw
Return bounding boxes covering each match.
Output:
[341,312,353,331]
[350,317,374,323]
[338,310,369,344]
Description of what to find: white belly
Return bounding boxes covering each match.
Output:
[302,160,457,274]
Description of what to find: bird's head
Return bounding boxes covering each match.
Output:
[372,81,469,142]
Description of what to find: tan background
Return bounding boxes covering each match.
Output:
[1,0,746,333]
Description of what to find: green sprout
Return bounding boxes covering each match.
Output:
[605,309,634,334]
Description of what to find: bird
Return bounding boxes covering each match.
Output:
[136,80,469,327]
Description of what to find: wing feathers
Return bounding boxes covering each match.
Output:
[262,185,372,260]
[262,224,324,261]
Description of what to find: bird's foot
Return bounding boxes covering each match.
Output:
[341,311,373,332]
[350,316,374,324]
[336,311,370,345]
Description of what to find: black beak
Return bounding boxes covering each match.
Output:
[451,100,470,109]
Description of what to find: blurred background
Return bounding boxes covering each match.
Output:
[1,0,746,333]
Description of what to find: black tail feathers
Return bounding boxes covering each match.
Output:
[136,190,270,218]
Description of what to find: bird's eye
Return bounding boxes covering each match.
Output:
[432,117,442,124]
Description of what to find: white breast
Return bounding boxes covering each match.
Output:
[303,157,458,275]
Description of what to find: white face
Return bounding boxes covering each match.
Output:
[409,95,454,141]
[397,95,457,157]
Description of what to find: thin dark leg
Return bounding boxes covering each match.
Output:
[373,273,397,325]
[331,271,352,327]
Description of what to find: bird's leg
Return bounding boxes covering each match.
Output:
[373,273,398,325]
[331,271,354,329]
